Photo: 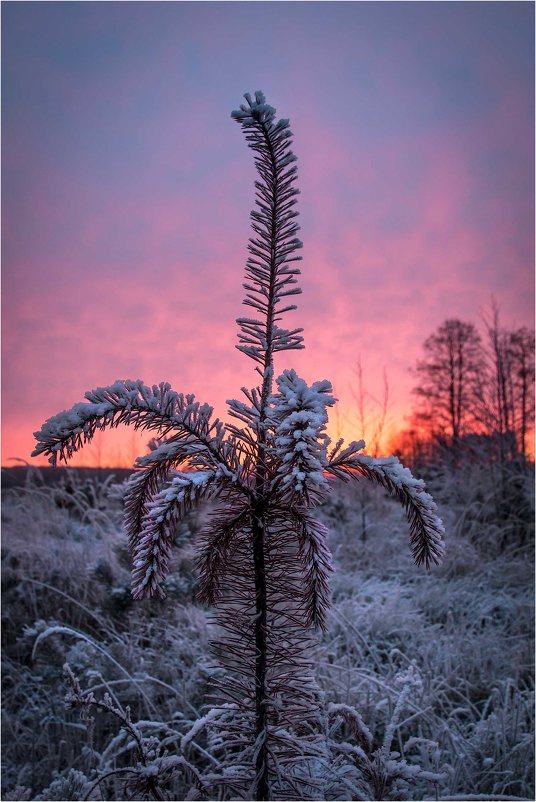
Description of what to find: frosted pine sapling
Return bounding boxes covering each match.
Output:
[33,91,445,800]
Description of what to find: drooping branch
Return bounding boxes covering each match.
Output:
[32,380,230,470]
[123,436,212,552]
[123,468,164,554]
[326,442,445,568]
[197,507,252,606]
[272,507,334,631]
[131,470,219,599]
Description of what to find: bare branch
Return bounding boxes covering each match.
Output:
[131,470,220,599]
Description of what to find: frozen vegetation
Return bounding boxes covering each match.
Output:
[5,92,533,801]
[1,464,533,800]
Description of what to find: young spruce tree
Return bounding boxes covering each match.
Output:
[33,92,445,801]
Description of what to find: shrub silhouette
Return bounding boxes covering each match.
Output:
[33,91,445,800]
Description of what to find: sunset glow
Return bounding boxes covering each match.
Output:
[3,2,534,467]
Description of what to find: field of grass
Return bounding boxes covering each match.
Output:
[1,464,533,801]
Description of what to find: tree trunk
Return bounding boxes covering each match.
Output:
[251,506,269,800]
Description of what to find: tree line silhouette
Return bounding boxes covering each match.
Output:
[394,300,534,472]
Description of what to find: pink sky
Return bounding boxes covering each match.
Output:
[3,3,534,467]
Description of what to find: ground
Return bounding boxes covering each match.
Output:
[1,464,534,801]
